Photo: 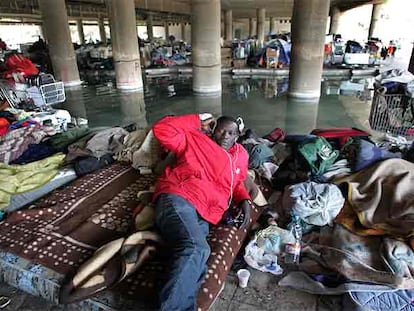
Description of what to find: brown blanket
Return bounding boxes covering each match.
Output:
[336,158,414,239]
[302,224,414,289]
[0,163,155,275]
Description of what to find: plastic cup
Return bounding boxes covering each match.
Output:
[237,269,251,288]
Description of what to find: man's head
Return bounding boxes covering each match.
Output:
[212,116,241,150]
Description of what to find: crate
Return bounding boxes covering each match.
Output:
[369,90,414,138]
[40,82,65,106]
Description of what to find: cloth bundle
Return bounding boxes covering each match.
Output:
[298,137,339,176]
[283,181,345,226]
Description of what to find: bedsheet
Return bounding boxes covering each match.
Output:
[5,167,77,213]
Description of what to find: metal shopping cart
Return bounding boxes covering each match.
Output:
[0,73,65,109]
[0,73,70,132]
[369,90,414,139]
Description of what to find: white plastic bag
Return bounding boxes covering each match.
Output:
[244,238,283,275]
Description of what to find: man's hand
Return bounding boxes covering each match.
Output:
[199,113,215,133]
[239,199,251,230]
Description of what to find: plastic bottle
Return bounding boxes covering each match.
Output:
[284,216,302,264]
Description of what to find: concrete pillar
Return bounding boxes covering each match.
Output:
[38,0,81,87]
[77,20,85,44]
[109,0,143,91]
[225,9,233,41]
[165,22,169,40]
[288,0,330,100]
[329,7,341,35]
[368,4,384,39]
[147,13,154,41]
[269,17,276,34]
[181,23,186,41]
[192,0,221,95]
[99,17,107,44]
[249,18,255,37]
[409,45,414,75]
[256,8,265,43]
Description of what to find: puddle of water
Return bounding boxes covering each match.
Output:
[60,74,374,135]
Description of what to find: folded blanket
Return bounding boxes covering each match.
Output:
[0,124,56,164]
[60,231,161,303]
[0,153,65,209]
[336,158,414,239]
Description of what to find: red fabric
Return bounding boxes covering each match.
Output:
[2,54,38,78]
[264,127,285,142]
[0,117,9,128]
[153,114,250,224]
[311,127,370,148]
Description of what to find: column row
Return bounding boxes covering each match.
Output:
[39,0,381,99]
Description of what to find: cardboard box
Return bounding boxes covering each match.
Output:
[266,48,279,69]
[233,58,247,69]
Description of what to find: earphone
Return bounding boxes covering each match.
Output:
[235,117,245,133]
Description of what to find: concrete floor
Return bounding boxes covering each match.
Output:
[211,270,342,311]
[0,269,342,311]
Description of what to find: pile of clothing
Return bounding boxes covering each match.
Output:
[239,126,414,309]
[0,118,162,213]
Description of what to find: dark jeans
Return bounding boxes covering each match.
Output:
[155,193,210,311]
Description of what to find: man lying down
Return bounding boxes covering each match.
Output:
[152,113,252,311]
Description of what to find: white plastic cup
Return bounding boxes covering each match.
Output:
[237,269,251,288]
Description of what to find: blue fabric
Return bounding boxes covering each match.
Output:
[355,139,401,171]
[155,193,210,311]
[11,142,56,164]
[346,290,414,311]
[244,144,274,169]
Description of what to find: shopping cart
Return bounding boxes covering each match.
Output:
[0,73,65,110]
[369,90,414,139]
[0,73,70,132]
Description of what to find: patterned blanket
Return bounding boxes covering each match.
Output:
[0,163,154,275]
[0,163,264,310]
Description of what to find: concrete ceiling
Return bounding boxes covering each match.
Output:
[0,0,385,22]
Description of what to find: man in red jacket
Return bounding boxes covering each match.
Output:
[152,113,251,311]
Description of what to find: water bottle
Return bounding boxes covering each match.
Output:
[284,216,302,264]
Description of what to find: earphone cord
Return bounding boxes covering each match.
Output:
[225,144,239,209]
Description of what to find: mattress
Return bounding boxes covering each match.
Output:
[5,167,77,213]
[0,162,263,310]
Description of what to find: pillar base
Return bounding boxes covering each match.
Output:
[192,65,222,95]
[193,87,221,97]
[193,89,222,96]
[116,84,144,92]
[288,90,321,101]
[63,80,83,88]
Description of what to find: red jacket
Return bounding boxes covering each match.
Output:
[153,114,250,224]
